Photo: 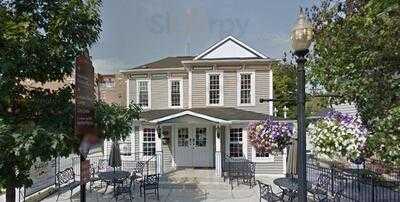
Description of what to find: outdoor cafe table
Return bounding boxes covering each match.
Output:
[273,177,311,201]
[98,171,130,196]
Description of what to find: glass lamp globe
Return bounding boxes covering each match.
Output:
[291,8,314,52]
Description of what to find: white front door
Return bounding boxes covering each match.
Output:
[174,126,213,167]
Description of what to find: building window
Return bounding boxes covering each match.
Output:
[137,80,150,108]
[168,79,183,108]
[195,128,207,147]
[177,128,189,147]
[206,72,223,106]
[252,147,274,162]
[240,74,251,103]
[143,128,156,156]
[229,128,243,157]
[100,78,115,88]
[119,140,131,156]
[237,72,255,106]
[256,151,269,158]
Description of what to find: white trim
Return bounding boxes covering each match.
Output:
[252,146,274,162]
[225,126,247,159]
[126,79,130,107]
[243,127,248,159]
[282,147,287,174]
[136,79,151,109]
[131,126,135,157]
[139,126,157,161]
[168,78,184,108]
[194,36,267,60]
[236,71,256,106]
[206,71,224,106]
[269,70,273,115]
[188,71,192,108]
[149,111,231,124]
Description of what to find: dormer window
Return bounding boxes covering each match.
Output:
[206,72,223,106]
[136,79,151,108]
[168,79,183,108]
[237,71,255,106]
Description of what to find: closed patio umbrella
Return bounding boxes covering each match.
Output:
[286,138,298,177]
[109,141,122,171]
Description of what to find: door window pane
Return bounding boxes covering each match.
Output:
[195,128,207,147]
[178,128,189,147]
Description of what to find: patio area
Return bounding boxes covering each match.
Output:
[42,169,281,202]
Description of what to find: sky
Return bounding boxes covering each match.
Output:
[91,0,313,73]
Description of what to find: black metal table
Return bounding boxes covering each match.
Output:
[98,171,130,196]
[273,177,311,201]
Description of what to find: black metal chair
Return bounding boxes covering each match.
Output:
[308,173,331,201]
[242,162,256,188]
[115,175,136,201]
[55,167,80,201]
[140,174,160,202]
[88,164,102,191]
[257,180,283,202]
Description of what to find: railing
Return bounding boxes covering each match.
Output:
[307,160,400,202]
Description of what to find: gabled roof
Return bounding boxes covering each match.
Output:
[140,107,275,124]
[194,36,267,60]
[129,56,194,70]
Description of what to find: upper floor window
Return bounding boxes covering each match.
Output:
[168,79,183,108]
[206,72,223,106]
[100,78,114,88]
[237,72,255,106]
[136,79,151,108]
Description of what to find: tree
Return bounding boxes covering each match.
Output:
[0,1,102,201]
[308,0,400,130]
[366,106,400,166]
[272,63,297,119]
[95,101,141,141]
[273,62,328,119]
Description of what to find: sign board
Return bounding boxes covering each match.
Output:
[25,159,56,197]
[75,53,96,138]
[80,159,91,184]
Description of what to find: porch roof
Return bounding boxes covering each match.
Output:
[140,107,275,124]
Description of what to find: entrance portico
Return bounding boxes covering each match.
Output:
[150,111,228,176]
[121,107,280,177]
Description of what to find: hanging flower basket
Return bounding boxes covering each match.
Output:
[308,110,368,162]
[247,119,294,155]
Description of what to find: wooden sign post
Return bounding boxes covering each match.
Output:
[75,51,96,202]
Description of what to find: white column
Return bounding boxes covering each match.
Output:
[215,125,222,177]
[126,79,130,107]
[155,126,163,175]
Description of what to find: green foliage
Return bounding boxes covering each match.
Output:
[273,62,328,119]
[0,0,102,199]
[366,106,400,166]
[309,0,400,129]
[272,63,296,119]
[95,101,141,141]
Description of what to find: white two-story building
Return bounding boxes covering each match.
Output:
[105,36,287,176]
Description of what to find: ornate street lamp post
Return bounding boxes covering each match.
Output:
[291,8,313,202]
